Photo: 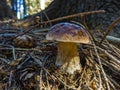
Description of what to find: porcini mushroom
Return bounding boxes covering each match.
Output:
[46,22,90,74]
[14,35,36,48]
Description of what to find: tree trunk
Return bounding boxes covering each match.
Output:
[43,0,120,37]
[0,0,13,20]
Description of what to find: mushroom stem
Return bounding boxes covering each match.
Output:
[56,42,81,74]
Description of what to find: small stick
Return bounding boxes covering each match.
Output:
[97,46,120,65]
[97,30,120,57]
[106,36,120,45]
[87,29,111,90]
[93,42,110,90]
[0,57,10,64]
[40,10,105,25]
[39,69,43,90]
[42,11,52,26]
[10,10,105,40]
[100,17,120,44]
[0,44,16,60]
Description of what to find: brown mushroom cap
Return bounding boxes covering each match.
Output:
[46,22,90,44]
[14,35,36,48]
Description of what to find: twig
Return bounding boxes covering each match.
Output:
[0,19,14,24]
[97,46,120,65]
[17,55,31,69]
[10,10,105,40]
[0,57,10,64]
[39,69,43,90]
[75,19,111,89]
[30,53,77,89]
[106,36,120,45]
[93,42,110,90]
[100,17,120,44]
[87,56,102,89]
[43,11,52,26]
[97,30,120,58]
[40,10,105,25]
[111,45,120,55]
[0,47,56,52]
[100,57,120,73]
[8,71,14,88]
[71,17,96,43]
[86,28,111,89]
[0,44,16,60]
[9,45,16,60]
[107,75,120,89]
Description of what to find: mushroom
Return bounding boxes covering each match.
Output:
[14,35,36,48]
[46,22,90,74]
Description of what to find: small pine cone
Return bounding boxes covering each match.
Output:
[14,35,36,48]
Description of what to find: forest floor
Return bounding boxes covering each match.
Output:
[0,13,120,90]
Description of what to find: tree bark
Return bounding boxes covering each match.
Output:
[42,0,120,37]
[0,0,13,20]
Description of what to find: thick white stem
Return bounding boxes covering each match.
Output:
[56,42,81,74]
